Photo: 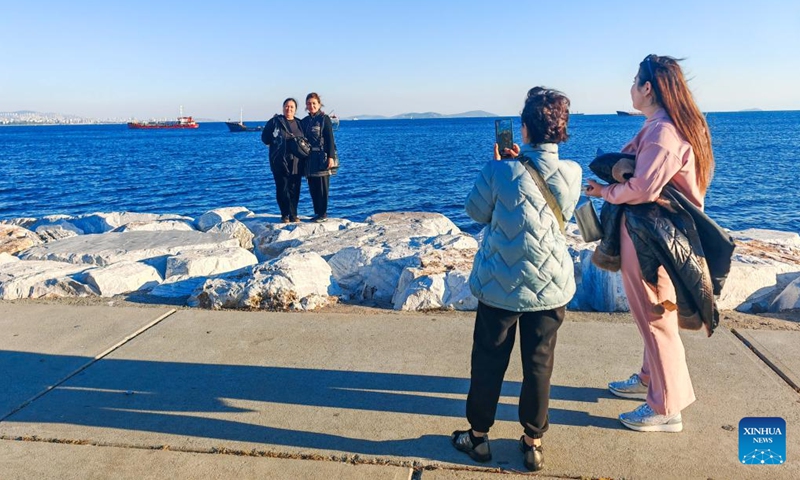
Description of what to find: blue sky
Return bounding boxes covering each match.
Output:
[2,1,798,120]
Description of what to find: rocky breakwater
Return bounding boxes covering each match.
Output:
[2,209,799,314]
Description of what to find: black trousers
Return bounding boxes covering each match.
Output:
[307,175,330,217]
[272,171,302,220]
[466,301,565,439]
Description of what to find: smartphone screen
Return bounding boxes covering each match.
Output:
[495,119,513,155]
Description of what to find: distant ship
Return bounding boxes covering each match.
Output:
[225,109,263,132]
[127,106,198,129]
[616,110,644,116]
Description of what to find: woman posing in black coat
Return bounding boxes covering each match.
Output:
[261,98,306,223]
[302,92,337,223]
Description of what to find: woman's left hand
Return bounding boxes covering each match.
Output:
[585,179,605,198]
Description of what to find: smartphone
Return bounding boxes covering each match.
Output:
[495,119,514,156]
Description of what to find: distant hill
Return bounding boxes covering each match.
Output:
[343,110,497,121]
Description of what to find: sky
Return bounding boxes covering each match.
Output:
[2,0,799,121]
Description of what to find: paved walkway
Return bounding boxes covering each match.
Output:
[1,303,798,479]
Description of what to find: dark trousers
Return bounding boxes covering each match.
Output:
[307,175,330,217]
[466,301,565,439]
[272,171,302,220]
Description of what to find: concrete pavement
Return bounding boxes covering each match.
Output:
[1,302,798,479]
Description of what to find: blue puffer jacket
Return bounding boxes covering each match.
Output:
[466,143,582,312]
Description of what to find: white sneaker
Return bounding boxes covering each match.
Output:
[608,373,648,400]
[619,403,683,432]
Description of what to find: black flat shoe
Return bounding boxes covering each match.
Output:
[451,430,491,463]
[519,436,544,471]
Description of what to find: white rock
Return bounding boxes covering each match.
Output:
[393,269,477,311]
[189,251,339,311]
[19,230,239,267]
[732,229,800,247]
[366,212,460,236]
[195,207,253,232]
[81,261,163,297]
[149,275,208,299]
[165,247,258,279]
[0,260,95,300]
[208,219,255,250]
[0,224,43,255]
[237,214,283,234]
[394,271,446,310]
[35,225,81,243]
[569,248,629,312]
[717,262,800,312]
[254,218,355,260]
[29,212,193,235]
[112,219,196,232]
[255,212,458,262]
[770,276,800,312]
[328,246,384,293]
[443,270,478,310]
[0,217,37,229]
[0,252,20,264]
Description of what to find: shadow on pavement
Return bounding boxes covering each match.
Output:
[2,350,622,460]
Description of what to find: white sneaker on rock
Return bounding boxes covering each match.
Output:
[619,403,683,432]
[608,373,648,400]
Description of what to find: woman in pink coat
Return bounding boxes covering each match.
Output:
[585,55,715,432]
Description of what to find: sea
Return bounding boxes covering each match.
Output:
[1,111,799,236]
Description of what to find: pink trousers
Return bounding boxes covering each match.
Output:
[620,223,696,415]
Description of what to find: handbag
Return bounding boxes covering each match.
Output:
[519,155,565,234]
[277,116,311,159]
[575,196,603,242]
[290,136,311,159]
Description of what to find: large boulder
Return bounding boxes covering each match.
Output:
[195,207,253,232]
[769,276,800,312]
[0,224,43,255]
[189,251,339,311]
[112,219,196,233]
[0,259,95,300]
[164,246,258,279]
[18,230,239,267]
[207,219,255,250]
[81,261,162,297]
[28,212,193,235]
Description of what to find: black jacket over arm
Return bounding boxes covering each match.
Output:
[589,153,735,337]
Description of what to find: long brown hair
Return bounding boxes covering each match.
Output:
[638,55,714,193]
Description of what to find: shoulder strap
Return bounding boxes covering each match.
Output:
[519,155,565,234]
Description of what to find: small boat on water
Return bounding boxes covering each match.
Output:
[128,106,198,129]
[225,108,263,132]
[616,110,644,116]
[329,112,340,130]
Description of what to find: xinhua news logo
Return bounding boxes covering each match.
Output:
[739,417,786,465]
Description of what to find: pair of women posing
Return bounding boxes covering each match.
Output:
[453,54,715,472]
[261,93,337,223]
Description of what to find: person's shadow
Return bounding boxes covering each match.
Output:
[2,350,622,465]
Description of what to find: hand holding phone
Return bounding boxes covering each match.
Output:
[495,119,514,158]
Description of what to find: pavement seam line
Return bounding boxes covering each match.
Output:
[730,327,800,394]
[0,435,531,476]
[0,308,178,422]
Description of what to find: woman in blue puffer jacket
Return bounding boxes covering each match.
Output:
[451,87,582,472]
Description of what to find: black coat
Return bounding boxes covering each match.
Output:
[590,153,735,336]
[261,115,304,176]
[302,113,338,177]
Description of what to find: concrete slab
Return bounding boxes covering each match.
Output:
[0,303,173,419]
[734,329,800,391]
[0,439,412,480]
[1,309,798,479]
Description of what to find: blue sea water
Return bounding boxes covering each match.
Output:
[1,111,798,235]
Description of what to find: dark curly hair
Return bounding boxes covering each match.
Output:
[521,87,570,144]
